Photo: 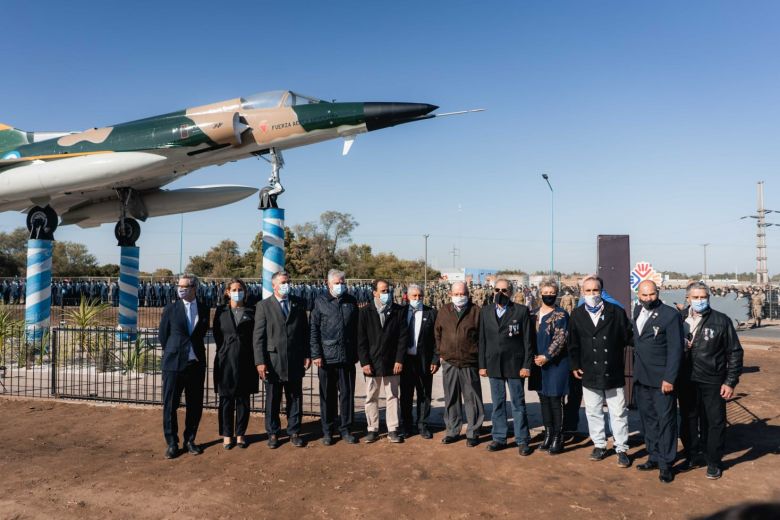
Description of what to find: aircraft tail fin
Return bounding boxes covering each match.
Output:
[0,124,30,156]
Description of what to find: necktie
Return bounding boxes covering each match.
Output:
[188,303,196,334]
[281,299,288,318]
[409,311,416,348]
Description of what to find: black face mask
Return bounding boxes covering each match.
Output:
[494,292,510,306]
[640,298,661,310]
[541,295,557,307]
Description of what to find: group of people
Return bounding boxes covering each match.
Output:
[157,269,744,484]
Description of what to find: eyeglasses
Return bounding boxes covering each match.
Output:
[494,288,510,294]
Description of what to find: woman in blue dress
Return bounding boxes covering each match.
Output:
[532,279,570,454]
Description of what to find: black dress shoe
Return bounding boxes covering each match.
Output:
[223,442,235,450]
[165,445,179,459]
[637,461,659,471]
[267,434,280,449]
[321,435,334,446]
[659,468,674,483]
[589,447,607,461]
[466,437,479,448]
[237,441,248,449]
[364,431,379,444]
[518,443,532,456]
[419,427,433,440]
[184,441,203,455]
[341,432,359,444]
[486,441,506,452]
[706,465,722,480]
[441,435,459,445]
[291,434,306,448]
[617,451,632,468]
[388,431,404,443]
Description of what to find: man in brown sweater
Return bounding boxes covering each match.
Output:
[434,281,484,446]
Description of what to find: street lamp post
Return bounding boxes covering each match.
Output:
[702,243,709,281]
[542,174,554,276]
[423,234,430,290]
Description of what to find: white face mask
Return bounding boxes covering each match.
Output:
[452,295,468,308]
[583,294,602,308]
[278,283,290,297]
[330,283,345,297]
[409,299,422,310]
[230,291,244,302]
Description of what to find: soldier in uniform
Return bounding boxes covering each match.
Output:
[750,290,765,328]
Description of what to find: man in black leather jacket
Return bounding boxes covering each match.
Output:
[677,281,743,480]
[310,269,360,445]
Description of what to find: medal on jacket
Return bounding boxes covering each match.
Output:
[703,328,714,341]
[653,326,660,338]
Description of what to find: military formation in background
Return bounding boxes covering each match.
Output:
[0,277,778,323]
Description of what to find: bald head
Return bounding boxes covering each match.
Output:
[637,280,659,307]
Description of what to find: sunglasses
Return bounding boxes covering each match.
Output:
[494,288,510,294]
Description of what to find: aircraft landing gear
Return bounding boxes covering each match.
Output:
[26,205,58,240]
[114,188,142,247]
[115,218,141,247]
[258,148,285,209]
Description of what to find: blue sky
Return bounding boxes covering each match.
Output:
[2,1,779,277]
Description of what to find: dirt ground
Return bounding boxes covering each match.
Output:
[1,348,779,520]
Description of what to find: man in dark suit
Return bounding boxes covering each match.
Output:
[400,284,439,439]
[158,273,210,459]
[632,280,684,483]
[253,271,311,449]
[357,279,408,443]
[568,275,633,468]
[479,279,534,455]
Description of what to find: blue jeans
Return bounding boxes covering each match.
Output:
[489,377,530,444]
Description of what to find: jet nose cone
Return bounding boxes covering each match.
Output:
[364,102,438,131]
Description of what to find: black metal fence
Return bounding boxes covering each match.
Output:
[0,326,321,416]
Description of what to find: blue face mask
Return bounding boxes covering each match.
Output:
[230,291,244,302]
[278,283,290,296]
[331,283,345,297]
[691,299,709,313]
[177,287,191,299]
[409,299,422,310]
[379,293,390,305]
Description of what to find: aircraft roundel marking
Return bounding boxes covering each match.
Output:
[2,150,21,159]
[259,121,268,133]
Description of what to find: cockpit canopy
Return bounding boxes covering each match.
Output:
[241,90,324,111]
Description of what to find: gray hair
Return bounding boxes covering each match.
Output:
[686,281,709,295]
[271,271,290,283]
[451,281,468,294]
[178,272,199,287]
[407,283,423,295]
[327,269,346,283]
[580,274,603,290]
[539,278,559,293]
[494,278,513,295]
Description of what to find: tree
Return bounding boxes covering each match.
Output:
[52,241,99,277]
[186,239,242,278]
[319,211,358,256]
[0,227,28,276]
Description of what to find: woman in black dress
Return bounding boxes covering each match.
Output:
[213,278,259,449]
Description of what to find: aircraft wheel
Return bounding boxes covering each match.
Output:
[115,218,141,247]
[26,205,58,239]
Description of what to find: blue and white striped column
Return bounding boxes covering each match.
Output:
[24,239,53,341]
[262,208,285,299]
[117,246,140,341]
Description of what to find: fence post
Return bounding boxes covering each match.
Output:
[50,327,57,396]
